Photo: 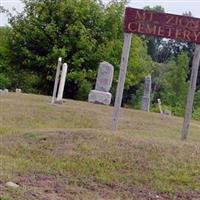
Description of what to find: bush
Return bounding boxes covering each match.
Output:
[75,80,92,101]
[12,72,41,93]
[126,85,144,109]
[7,0,152,100]
[0,74,11,89]
[170,104,185,117]
[193,107,200,120]
[194,90,200,108]
[150,105,160,113]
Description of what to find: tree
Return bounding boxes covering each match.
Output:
[160,52,189,115]
[193,90,200,120]
[7,0,152,100]
[122,35,153,105]
[0,27,12,89]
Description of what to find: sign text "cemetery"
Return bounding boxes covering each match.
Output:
[124,7,200,44]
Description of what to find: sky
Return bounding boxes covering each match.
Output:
[1,0,200,26]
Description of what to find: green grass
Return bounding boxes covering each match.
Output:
[0,93,200,199]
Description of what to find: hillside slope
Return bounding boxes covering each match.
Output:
[0,93,200,200]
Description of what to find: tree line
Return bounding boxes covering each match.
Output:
[0,0,199,119]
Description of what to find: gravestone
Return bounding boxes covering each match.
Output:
[163,109,172,116]
[4,89,8,93]
[88,61,114,105]
[89,90,112,105]
[16,88,22,93]
[157,99,172,116]
[95,61,114,92]
[157,99,163,114]
[141,75,151,112]
[51,57,62,104]
[56,63,68,103]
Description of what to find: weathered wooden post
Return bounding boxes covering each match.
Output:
[51,57,62,104]
[181,44,200,140]
[112,33,132,131]
[56,63,68,103]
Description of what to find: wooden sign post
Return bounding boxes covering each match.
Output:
[181,44,200,140]
[112,33,132,130]
[112,7,200,140]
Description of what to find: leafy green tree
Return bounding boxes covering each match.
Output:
[194,90,200,108]
[160,52,189,114]
[0,27,12,89]
[7,0,151,100]
[193,89,200,120]
[122,35,153,105]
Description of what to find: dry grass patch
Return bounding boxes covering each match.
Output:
[0,93,200,199]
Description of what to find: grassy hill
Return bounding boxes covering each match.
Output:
[0,93,200,200]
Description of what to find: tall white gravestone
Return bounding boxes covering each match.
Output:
[56,63,68,103]
[141,75,151,112]
[88,61,114,105]
[51,57,62,104]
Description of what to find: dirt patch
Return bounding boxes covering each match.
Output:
[16,174,80,200]
[0,174,197,200]
[108,183,200,200]
[0,181,6,196]
[1,130,200,200]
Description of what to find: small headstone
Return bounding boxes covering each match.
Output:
[157,98,163,114]
[88,61,114,105]
[16,88,22,93]
[4,89,8,93]
[163,109,172,116]
[6,182,19,188]
[141,75,151,112]
[0,89,3,93]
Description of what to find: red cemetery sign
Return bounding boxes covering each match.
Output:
[124,7,200,44]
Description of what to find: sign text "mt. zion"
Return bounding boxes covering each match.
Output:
[124,7,200,44]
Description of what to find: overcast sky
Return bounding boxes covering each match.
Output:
[1,0,200,26]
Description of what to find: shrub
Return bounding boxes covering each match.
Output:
[75,80,92,101]
[0,74,11,89]
[193,107,200,120]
